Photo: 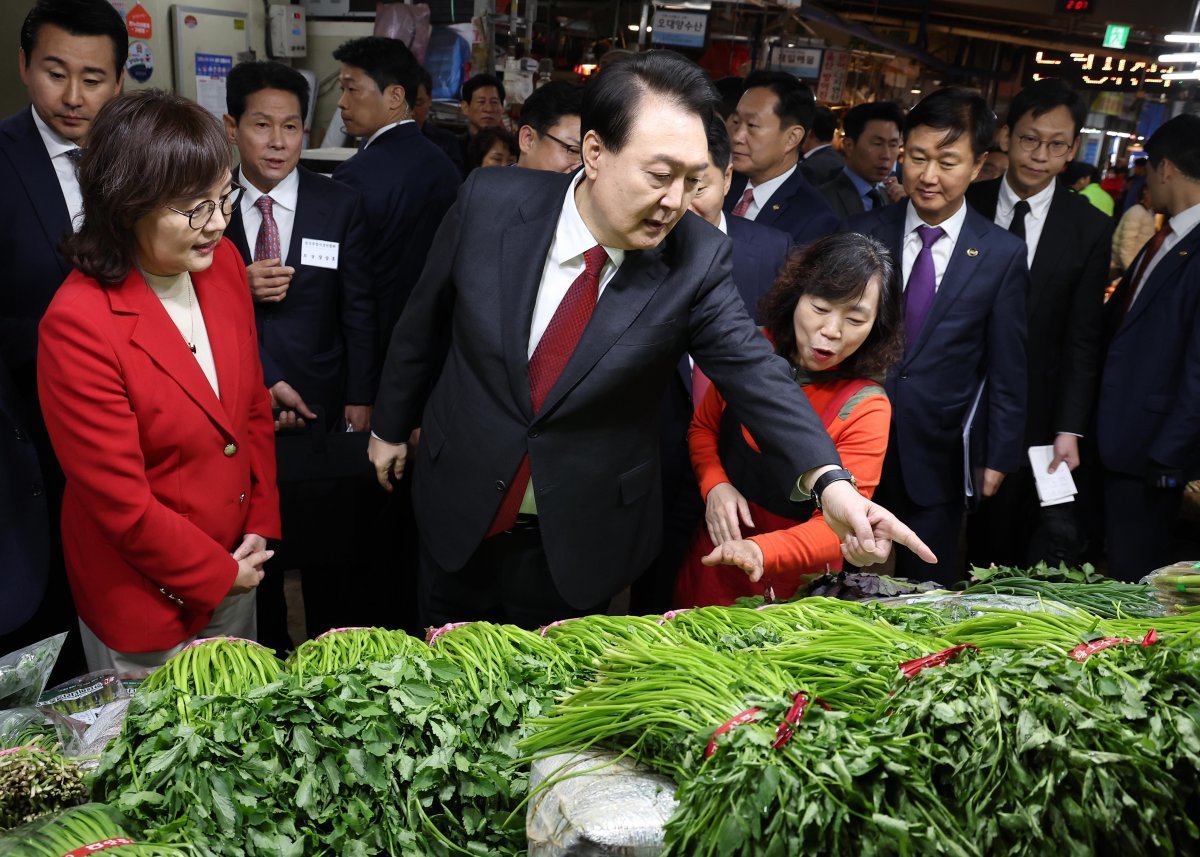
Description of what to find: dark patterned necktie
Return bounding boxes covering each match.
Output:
[254,196,280,262]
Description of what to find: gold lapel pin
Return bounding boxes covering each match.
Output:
[967,248,979,257]
[1180,250,1189,256]
[771,204,781,210]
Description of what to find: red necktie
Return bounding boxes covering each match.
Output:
[486,245,608,537]
[1117,222,1171,321]
[731,187,755,218]
[254,196,280,262]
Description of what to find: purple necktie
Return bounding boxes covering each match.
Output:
[904,224,945,348]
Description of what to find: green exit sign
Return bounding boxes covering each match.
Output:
[1103,23,1130,49]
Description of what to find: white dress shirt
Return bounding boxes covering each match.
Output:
[237,167,300,265]
[362,119,414,150]
[142,270,219,397]
[528,170,624,357]
[736,163,797,221]
[996,172,1056,269]
[1131,200,1200,306]
[900,200,970,291]
[30,106,83,232]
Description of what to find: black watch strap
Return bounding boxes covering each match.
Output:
[812,468,857,510]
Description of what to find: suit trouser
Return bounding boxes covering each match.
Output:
[966,466,1087,569]
[876,448,964,586]
[1102,470,1184,583]
[418,525,609,630]
[78,591,257,674]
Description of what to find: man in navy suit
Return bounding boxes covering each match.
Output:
[964,79,1112,568]
[633,112,792,613]
[367,52,933,628]
[725,71,840,248]
[1097,115,1200,582]
[847,88,1029,584]
[223,61,377,644]
[331,37,460,362]
[799,105,843,187]
[820,101,904,222]
[0,0,125,673]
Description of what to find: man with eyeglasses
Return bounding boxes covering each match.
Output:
[965,78,1112,569]
[0,0,128,677]
[516,81,584,174]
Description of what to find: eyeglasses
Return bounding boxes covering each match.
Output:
[167,182,246,230]
[542,131,582,162]
[1015,134,1072,158]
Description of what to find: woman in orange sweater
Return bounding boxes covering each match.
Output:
[673,233,904,607]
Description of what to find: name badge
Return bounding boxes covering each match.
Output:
[301,238,339,270]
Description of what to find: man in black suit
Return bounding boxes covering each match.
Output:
[799,105,843,187]
[1096,115,1200,581]
[367,52,933,628]
[632,112,792,613]
[820,102,904,222]
[414,66,464,174]
[964,79,1112,568]
[725,71,841,247]
[331,37,460,361]
[516,81,584,174]
[456,73,505,177]
[0,0,125,673]
[847,88,1029,584]
[223,61,376,644]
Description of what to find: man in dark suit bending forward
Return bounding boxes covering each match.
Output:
[368,52,933,628]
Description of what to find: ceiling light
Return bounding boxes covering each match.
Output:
[1158,52,1200,62]
[1163,70,1200,80]
[1164,32,1200,43]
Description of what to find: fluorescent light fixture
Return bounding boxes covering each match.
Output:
[1158,52,1200,62]
[1164,32,1200,43]
[910,88,921,94]
[1163,70,1200,80]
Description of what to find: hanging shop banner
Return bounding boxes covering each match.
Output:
[772,46,823,81]
[1028,50,1175,92]
[126,3,152,39]
[815,48,850,103]
[651,9,708,49]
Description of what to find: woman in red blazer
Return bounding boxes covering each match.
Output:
[37,91,280,671]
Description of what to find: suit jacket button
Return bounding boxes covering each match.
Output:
[527,428,539,438]
[494,480,506,491]
[239,493,246,503]
[13,428,26,442]
[900,374,908,380]
[31,484,43,497]
[224,443,238,457]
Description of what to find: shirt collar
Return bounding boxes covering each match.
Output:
[842,166,876,199]
[997,171,1056,223]
[1168,200,1200,239]
[29,105,78,159]
[363,119,415,149]
[804,143,832,159]
[717,211,728,235]
[554,170,624,271]
[904,198,968,245]
[747,163,797,207]
[239,166,300,213]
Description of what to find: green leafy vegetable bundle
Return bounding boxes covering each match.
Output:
[961,563,1162,618]
[0,746,88,830]
[0,802,189,855]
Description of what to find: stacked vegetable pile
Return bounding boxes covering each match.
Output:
[74,593,1200,855]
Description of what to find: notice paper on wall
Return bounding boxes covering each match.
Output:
[1028,445,1078,507]
[195,52,233,121]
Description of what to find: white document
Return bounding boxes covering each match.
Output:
[301,238,339,270]
[1028,445,1077,507]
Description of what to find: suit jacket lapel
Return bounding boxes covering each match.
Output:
[905,208,988,363]
[1026,186,1072,316]
[4,109,71,279]
[192,254,241,421]
[751,168,801,230]
[535,248,668,421]
[111,266,235,436]
[225,167,252,263]
[287,169,327,269]
[1119,224,1200,332]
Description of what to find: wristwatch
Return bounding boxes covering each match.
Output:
[812,468,858,511]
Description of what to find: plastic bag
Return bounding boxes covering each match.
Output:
[1142,560,1200,614]
[0,709,81,756]
[39,670,130,724]
[0,634,66,710]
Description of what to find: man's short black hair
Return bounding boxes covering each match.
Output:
[706,111,732,172]
[21,0,128,74]
[904,87,994,159]
[581,50,719,154]
[518,81,583,135]
[1144,114,1200,181]
[1061,160,1093,186]
[842,101,905,142]
[713,76,745,119]
[741,70,816,133]
[226,61,311,123]
[460,73,505,105]
[810,105,837,143]
[333,37,420,109]
[1005,78,1087,138]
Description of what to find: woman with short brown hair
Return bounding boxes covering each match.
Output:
[38,90,280,671]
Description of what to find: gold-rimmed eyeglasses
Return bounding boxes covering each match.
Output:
[1014,134,1072,158]
[167,182,246,230]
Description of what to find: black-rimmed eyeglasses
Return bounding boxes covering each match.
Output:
[542,131,582,162]
[167,182,246,230]
[1014,135,1072,158]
